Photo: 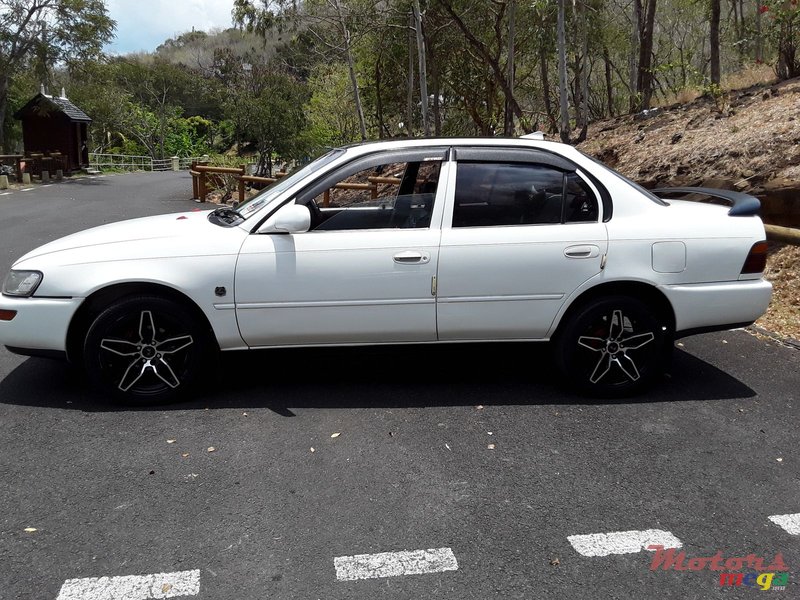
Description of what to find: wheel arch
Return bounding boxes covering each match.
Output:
[551,280,676,342]
[66,282,218,363]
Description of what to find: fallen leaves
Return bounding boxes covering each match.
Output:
[181,453,190,458]
[166,439,176,444]
[487,444,496,450]
[207,447,216,453]
[310,447,315,453]
[330,432,341,438]
[23,527,37,533]
[161,583,172,594]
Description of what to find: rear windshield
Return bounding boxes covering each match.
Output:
[577,150,668,206]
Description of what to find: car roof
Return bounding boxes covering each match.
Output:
[337,136,577,159]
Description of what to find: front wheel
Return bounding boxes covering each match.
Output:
[83,295,214,405]
[555,296,671,397]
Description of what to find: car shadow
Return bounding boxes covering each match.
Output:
[0,343,756,413]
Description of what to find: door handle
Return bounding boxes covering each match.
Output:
[564,244,600,259]
[393,250,430,264]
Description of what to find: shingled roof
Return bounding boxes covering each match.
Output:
[14,90,92,123]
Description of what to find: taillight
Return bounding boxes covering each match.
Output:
[741,241,769,274]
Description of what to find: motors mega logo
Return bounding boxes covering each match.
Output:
[648,545,790,591]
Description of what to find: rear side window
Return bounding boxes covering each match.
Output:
[453,162,599,227]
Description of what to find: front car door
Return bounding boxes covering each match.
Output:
[235,148,450,347]
[436,147,609,340]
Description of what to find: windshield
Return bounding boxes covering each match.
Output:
[577,150,668,206]
[236,148,346,219]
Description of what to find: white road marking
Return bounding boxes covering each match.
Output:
[20,188,34,192]
[42,184,52,187]
[334,547,458,581]
[55,569,200,600]
[567,529,682,557]
[0,191,11,196]
[769,513,800,535]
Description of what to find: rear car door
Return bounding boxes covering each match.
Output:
[436,147,609,340]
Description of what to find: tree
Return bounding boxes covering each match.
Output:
[0,0,115,151]
[710,0,721,85]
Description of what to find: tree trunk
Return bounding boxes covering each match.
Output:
[575,0,589,143]
[413,0,430,137]
[756,0,763,63]
[710,0,721,85]
[637,0,658,110]
[629,0,642,112]
[539,45,558,133]
[504,0,517,136]
[557,0,570,143]
[604,45,615,117]
[375,58,385,138]
[0,75,8,152]
[407,13,415,137]
[334,0,367,141]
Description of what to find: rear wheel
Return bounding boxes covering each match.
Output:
[83,295,213,405]
[555,295,671,397]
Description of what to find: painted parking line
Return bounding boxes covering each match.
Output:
[55,569,200,600]
[568,529,683,557]
[768,513,800,535]
[334,547,458,581]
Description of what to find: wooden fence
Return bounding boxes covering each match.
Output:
[190,162,402,206]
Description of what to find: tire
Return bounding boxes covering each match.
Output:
[83,295,214,405]
[555,295,671,397]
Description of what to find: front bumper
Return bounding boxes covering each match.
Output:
[661,279,772,335]
[0,295,83,355]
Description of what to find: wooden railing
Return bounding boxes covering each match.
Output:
[190,164,402,205]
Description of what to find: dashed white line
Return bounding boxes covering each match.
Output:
[769,513,800,535]
[0,191,11,196]
[55,569,200,600]
[334,547,458,581]
[20,188,34,192]
[567,529,682,557]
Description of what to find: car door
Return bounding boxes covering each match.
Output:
[436,147,609,341]
[235,148,450,347]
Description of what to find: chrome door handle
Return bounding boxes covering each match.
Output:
[393,250,430,264]
[564,244,600,259]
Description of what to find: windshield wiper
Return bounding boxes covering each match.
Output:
[208,206,243,227]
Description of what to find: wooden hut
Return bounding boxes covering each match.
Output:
[14,86,91,175]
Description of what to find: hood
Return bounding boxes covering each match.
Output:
[14,210,246,267]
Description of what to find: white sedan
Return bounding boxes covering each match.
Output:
[0,137,772,403]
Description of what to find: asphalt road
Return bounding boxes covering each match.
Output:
[0,173,798,599]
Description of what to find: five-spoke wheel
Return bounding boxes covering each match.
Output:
[84,295,212,404]
[555,296,671,397]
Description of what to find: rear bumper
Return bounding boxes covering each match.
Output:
[661,279,772,336]
[0,295,82,354]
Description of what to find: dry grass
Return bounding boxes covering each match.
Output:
[580,78,800,191]
[758,244,800,341]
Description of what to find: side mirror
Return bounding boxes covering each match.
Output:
[260,203,311,234]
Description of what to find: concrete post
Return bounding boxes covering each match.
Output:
[0,175,8,190]
[56,169,63,181]
[22,173,31,184]
[172,156,180,171]
[41,170,50,183]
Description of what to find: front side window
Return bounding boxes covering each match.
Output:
[308,160,440,231]
[452,162,599,227]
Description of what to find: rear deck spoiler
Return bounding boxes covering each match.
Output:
[650,187,761,217]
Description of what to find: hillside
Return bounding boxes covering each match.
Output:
[579,78,800,343]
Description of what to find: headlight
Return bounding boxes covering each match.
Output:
[2,270,43,297]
